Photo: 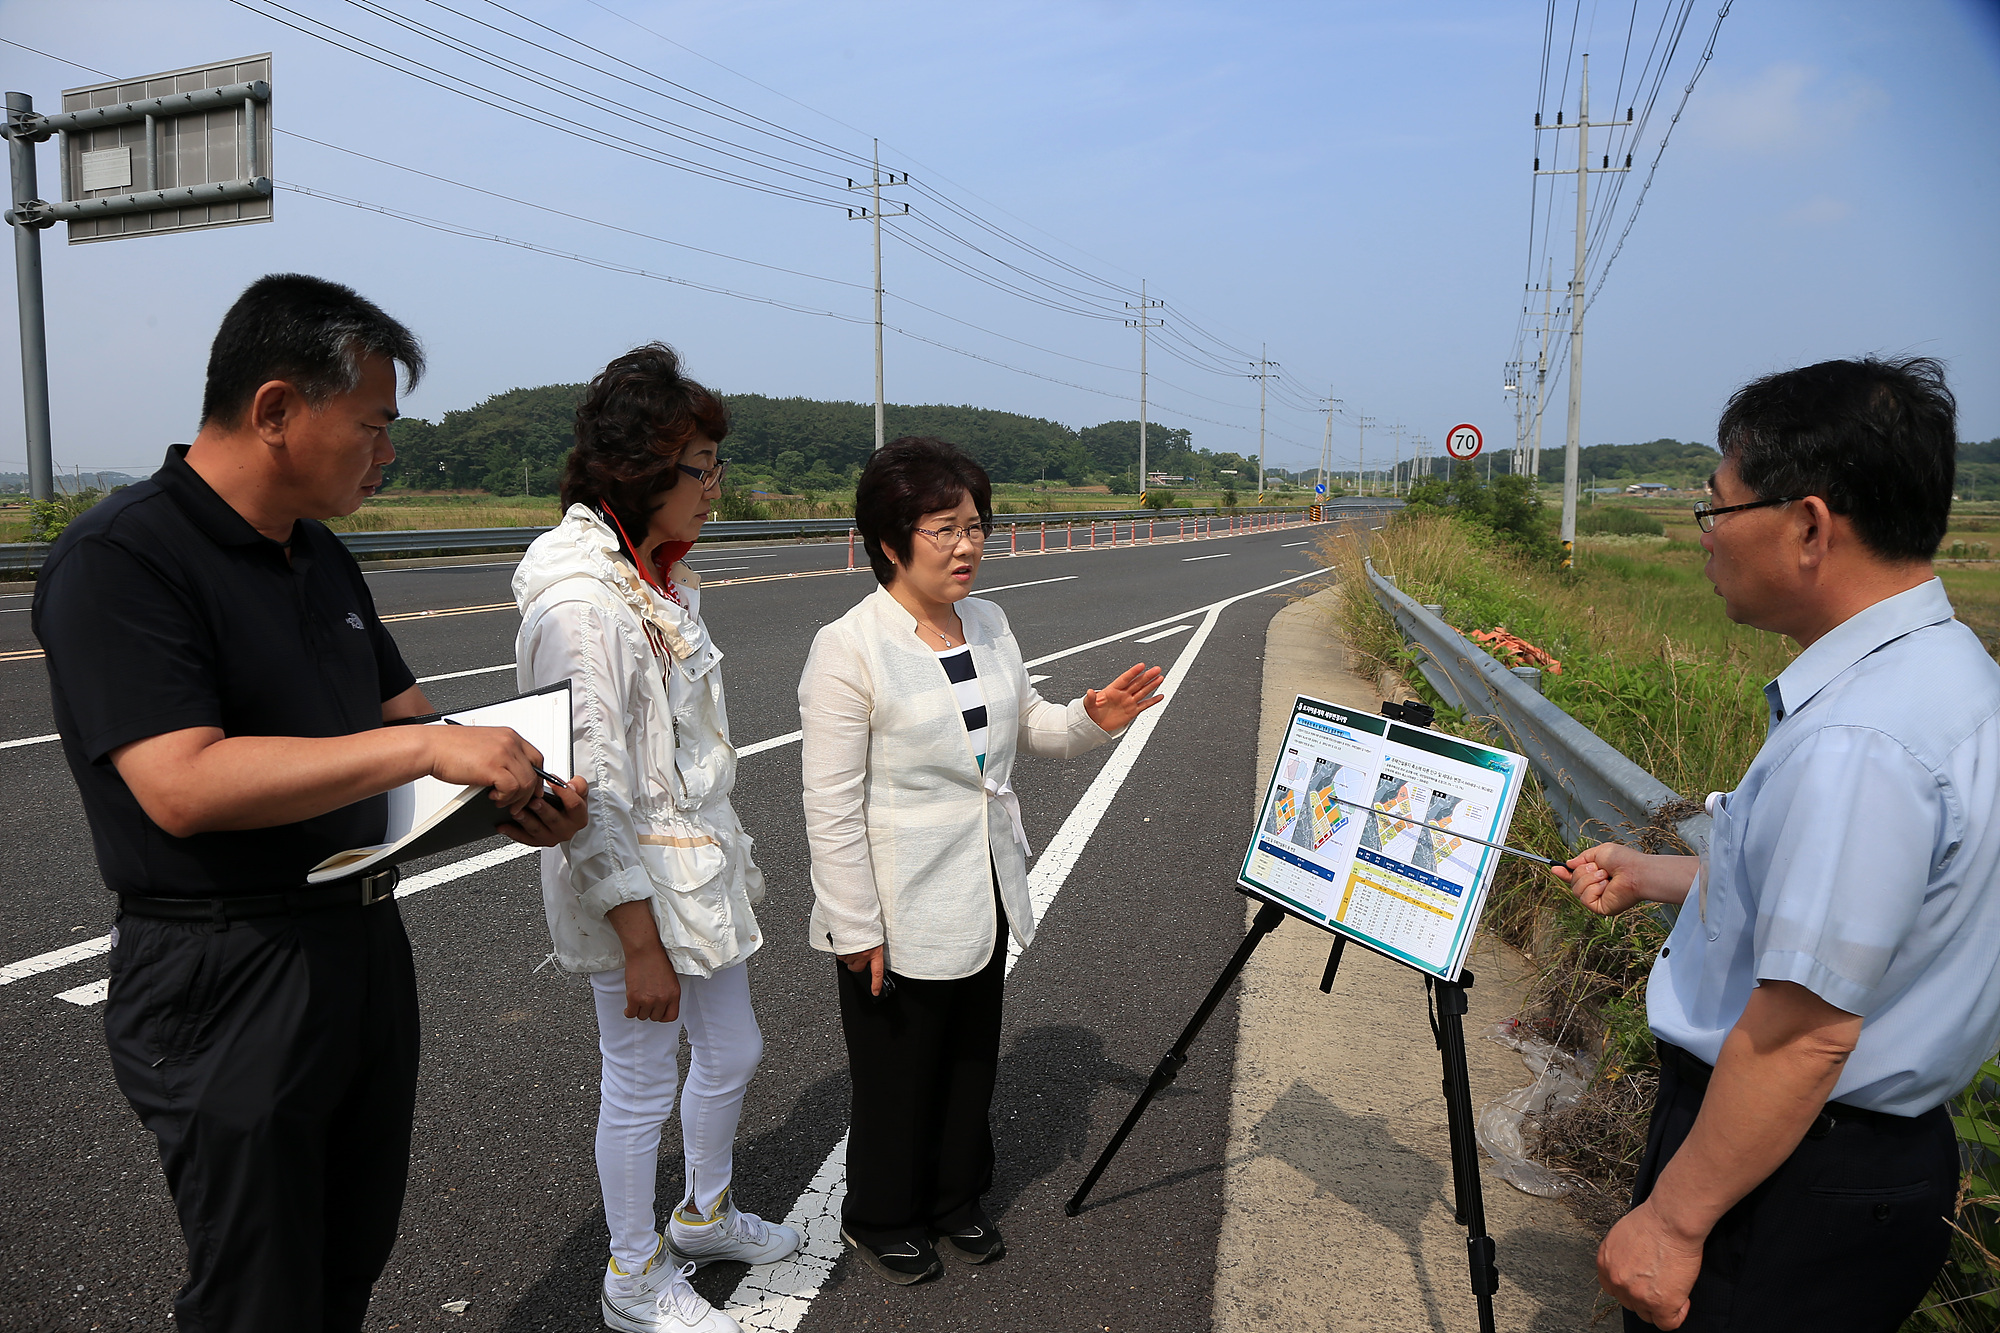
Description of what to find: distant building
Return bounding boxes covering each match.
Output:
[1624,482,1670,493]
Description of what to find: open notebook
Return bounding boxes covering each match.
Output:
[306,681,573,884]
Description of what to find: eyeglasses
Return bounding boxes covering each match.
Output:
[1693,495,1798,533]
[911,521,994,550]
[676,457,729,491]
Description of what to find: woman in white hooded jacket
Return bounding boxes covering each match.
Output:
[513,344,797,1333]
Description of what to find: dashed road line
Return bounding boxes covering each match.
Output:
[1182,553,1230,562]
[417,663,515,684]
[1135,624,1194,644]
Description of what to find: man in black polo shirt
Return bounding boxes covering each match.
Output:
[32,274,586,1333]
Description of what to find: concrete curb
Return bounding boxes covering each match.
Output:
[1211,585,1607,1332]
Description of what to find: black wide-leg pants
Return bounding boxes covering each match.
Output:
[1624,1042,1957,1332]
[104,900,422,1333]
[837,919,1007,1244]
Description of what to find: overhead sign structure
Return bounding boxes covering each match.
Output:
[4,55,271,502]
[1445,422,1484,461]
[51,55,273,244]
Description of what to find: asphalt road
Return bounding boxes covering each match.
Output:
[0,511,1383,1332]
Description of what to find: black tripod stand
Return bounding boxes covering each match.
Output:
[1065,901,1503,1333]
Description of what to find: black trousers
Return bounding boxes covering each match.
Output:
[1624,1043,1958,1332]
[104,900,421,1333]
[837,920,1007,1244]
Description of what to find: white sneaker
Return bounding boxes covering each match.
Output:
[602,1237,741,1333]
[668,1187,803,1267]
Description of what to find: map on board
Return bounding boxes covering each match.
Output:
[1238,695,1527,981]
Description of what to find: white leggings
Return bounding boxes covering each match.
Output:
[591,961,764,1269]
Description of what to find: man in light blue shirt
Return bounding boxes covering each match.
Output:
[1556,355,1995,1332]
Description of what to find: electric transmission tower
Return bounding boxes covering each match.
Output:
[1126,280,1164,497]
[1536,54,1630,565]
[1248,347,1280,494]
[847,139,910,451]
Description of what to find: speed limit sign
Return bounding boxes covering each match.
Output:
[1445,422,1484,460]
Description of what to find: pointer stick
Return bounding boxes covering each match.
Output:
[1323,794,1553,867]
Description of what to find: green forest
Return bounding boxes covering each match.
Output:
[382,385,1268,497]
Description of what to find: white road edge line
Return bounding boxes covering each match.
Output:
[1,732,59,750]
[722,575,1316,1330]
[1281,541,1311,547]
[971,574,1078,594]
[1181,553,1230,562]
[1,934,111,985]
[1134,624,1193,644]
[416,663,515,684]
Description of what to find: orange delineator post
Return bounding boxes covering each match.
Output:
[1041,521,1048,553]
[847,529,855,569]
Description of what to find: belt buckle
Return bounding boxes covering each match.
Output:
[358,868,399,906]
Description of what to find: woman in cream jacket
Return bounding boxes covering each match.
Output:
[799,436,1163,1286]
[515,344,798,1333]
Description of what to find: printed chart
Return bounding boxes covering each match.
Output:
[1238,696,1528,980]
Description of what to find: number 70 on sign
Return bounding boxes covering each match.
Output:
[1445,423,1484,460]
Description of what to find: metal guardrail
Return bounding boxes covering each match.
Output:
[0,500,1370,577]
[1365,556,1709,861]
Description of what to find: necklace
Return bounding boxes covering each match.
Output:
[919,617,960,648]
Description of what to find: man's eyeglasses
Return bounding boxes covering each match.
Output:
[911,521,995,550]
[676,458,729,491]
[1693,495,1798,533]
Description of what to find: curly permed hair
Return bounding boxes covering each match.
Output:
[559,342,728,548]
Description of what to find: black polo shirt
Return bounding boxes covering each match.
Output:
[32,445,416,898]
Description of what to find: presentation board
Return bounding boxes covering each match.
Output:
[1238,695,1529,981]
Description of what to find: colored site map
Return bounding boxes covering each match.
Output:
[1240,695,1527,981]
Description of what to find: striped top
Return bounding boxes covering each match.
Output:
[936,644,988,773]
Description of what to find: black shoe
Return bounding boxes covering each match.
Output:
[933,1210,1005,1264]
[839,1226,943,1285]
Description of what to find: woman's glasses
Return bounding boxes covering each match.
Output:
[911,521,995,550]
[676,458,730,491]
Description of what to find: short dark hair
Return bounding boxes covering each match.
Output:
[560,342,729,548]
[201,273,424,426]
[1717,356,1956,561]
[854,436,993,586]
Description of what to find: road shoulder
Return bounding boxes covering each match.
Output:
[1214,584,1605,1332]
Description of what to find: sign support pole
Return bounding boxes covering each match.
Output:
[4,92,54,503]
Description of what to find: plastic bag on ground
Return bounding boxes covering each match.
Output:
[1476,1018,1590,1198]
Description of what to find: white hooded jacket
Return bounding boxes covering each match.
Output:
[513,504,765,978]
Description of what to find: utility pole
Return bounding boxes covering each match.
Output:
[1537,54,1629,565]
[847,139,909,452]
[1126,279,1163,498]
[1320,393,1342,498]
[1527,258,1559,481]
[1248,346,1279,495]
[1355,415,1376,494]
[4,92,53,502]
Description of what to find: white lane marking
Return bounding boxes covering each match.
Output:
[689,566,753,575]
[3,569,1335,995]
[691,554,779,562]
[417,663,515,684]
[57,977,109,1006]
[1182,553,1230,562]
[396,841,538,897]
[723,585,1269,1329]
[1282,541,1311,547]
[738,731,802,758]
[1134,624,1193,644]
[1,934,111,985]
[1029,674,1050,685]
[1023,567,1329,670]
[0,606,27,614]
[46,843,545,1010]
[1,732,58,750]
[974,575,1078,594]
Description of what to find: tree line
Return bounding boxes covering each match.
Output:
[381,385,1271,496]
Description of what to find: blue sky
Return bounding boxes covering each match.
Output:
[2,0,1996,478]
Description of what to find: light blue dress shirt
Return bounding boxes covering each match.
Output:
[1647,578,2000,1115]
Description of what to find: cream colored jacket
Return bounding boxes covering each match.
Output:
[800,586,1115,980]
[514,505,765,978]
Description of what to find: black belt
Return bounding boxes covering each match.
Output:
[1658,1040,1906,1136]
[117,868,400,923]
